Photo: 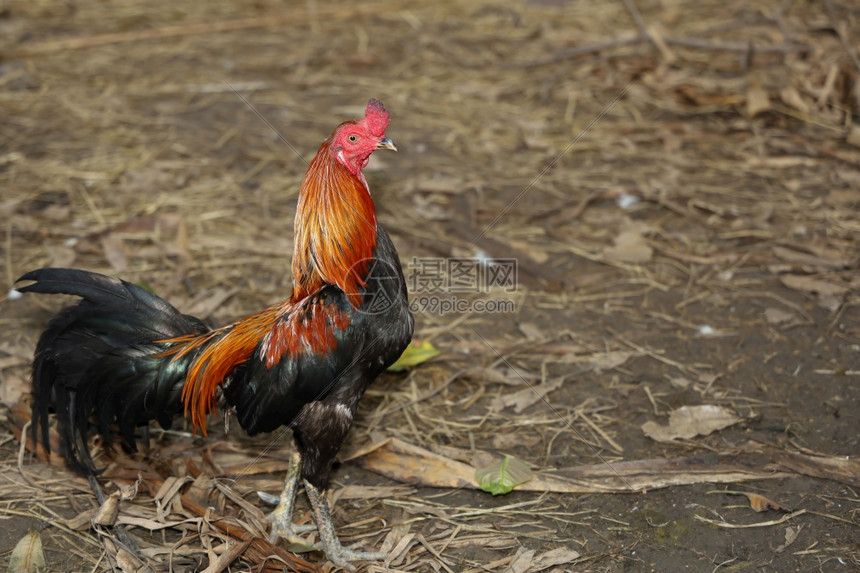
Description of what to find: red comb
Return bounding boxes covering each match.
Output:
[364,99,390,138]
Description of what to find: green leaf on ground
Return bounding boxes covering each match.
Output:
[387,340,439,372]
[475,455,534,495]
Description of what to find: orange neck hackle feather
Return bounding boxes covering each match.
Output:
[166,128,380,434]
[291,132,378,307]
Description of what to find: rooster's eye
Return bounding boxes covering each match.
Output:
[348,135,358,143]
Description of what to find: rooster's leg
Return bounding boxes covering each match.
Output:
[267,450,316,544]
[304,479,387,569]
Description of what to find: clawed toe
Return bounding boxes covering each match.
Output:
[322,545,388,570]
[268,518,317,545]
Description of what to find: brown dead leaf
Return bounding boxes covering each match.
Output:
[492,433,541,450]
[772,246,851,269]
[186,474,215,508]
[532,547,582,570]
[641,405,743,443]
[817,293,842,313]
[780,274,848,297]
[492,376,565,414]
[92,494,121,526]
[603,229,653,264]
[331,485,415,503]
[589,351,633,372]
[775,525,803,552]
[154,476,193,522]
[199,539,251,573]
[346,437,857,493]
[779,85,809,114]
[669,376,693,389]
[745,492,784,513]
[518,322,544,341]
[114,546,144,572]
[345,438,476,489]
[747,82,771,117]
[431,443,495,468]
[508,547,537,573]
[65,508,99,531]
[716,490,789,513]
[507,238,550,264]
[764,307,795,325]
[378,524,412,556]
[8,532,47,573]
[386,533,418,567]
[116,515,194,531]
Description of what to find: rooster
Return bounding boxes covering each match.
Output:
[17,99,414,569]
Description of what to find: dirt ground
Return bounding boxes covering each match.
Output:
[1,1,858,571]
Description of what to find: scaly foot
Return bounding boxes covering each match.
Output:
[319,544,387,571]
[268,512,317,546]
[258,450,317,545]
[304,479,388,570]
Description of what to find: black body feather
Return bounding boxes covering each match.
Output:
[226,228,413,485]
[17,268,209,472]
[18,227,413,486]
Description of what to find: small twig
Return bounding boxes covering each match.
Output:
[577,412,624,454]
[522,34,642,67]
[621,0,649,38]
[17,420,39,489]
[663,36,810,54]
[694,509,807,529]
[643,386,659,416]
[620,0,676,63]
[526,34,810,67]
[609,329,698,375]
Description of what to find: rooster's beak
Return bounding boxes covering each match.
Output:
[377,137,397,151]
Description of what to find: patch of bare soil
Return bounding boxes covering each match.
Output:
[1,1,858,571]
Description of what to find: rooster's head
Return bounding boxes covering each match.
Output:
[330,99,396,176]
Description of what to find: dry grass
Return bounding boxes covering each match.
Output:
[1,0,859,571]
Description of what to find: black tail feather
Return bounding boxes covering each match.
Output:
[17,268,210,473]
